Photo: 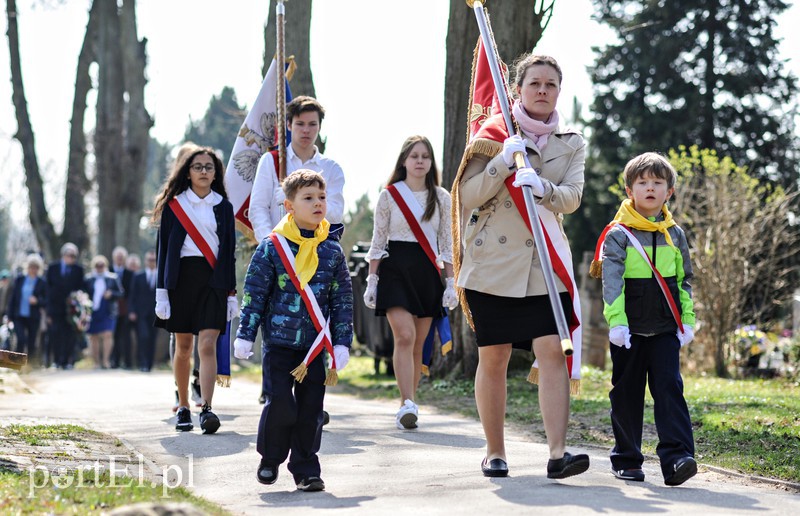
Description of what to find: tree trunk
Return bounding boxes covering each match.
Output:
[64,0,101,255]
[120,0,153,254]
[263,0,315,98]
[438,0,552,378]
[263,0,321,151]
[442,1,479,191]
[6,0,58,259]
[95,0,126,258]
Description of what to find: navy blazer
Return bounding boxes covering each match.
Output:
[156,196,237,293]
[128,269,156,318]
[45,261,85,317]
[7,275,47,319]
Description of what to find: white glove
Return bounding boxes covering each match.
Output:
[330,345,350,371]
[678,325,694,347]
[233,338,254,360]
[227,295,239,321]
[609,325,631,349]
[155,288,171,320]
[502,134,526,167]
[442,277,458,310]
[512,167,545,197]
[363,273,378,309]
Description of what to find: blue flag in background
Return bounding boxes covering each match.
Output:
[421,308,453,376]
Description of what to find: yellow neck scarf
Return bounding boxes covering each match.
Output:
[273,214,330,289]
[611,199,676,247]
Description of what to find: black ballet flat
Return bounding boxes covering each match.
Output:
[547,452,590,479]
[481,457,509,477]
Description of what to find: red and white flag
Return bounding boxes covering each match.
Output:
[224,57,295,240]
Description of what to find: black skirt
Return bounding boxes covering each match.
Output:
[375,241,444,318]
[155,257,227,334]
[465,289,573,349]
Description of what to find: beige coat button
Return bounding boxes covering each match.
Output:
[526,239,533,247]
[499,236,507,244]
[476,238,483,246]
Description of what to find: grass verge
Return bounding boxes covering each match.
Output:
[0,423,229,515]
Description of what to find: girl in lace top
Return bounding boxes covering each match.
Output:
[363,135,458,430]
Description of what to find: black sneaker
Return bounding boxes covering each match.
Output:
[547,452,590,479]
[322,410,330,426]
[664,457,697,486]
[612,467,645,482]
[296,476,325,492]
[257,462,278,485]
[199,405,220,434]
[175,407,193,432]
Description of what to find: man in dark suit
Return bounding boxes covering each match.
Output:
[45,242,85,369]
[110,246,135,368]
[129,249,158,372]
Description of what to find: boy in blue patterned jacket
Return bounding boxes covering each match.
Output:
[590,152,697,487]
[234,170,353,492]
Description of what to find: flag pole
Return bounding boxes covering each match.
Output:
[276,0,288,181]
[466,0,573,357]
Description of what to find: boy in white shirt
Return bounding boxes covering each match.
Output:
[249,96,346,243]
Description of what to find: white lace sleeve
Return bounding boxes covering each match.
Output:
[436,187,453,264]
[365,189,392,261]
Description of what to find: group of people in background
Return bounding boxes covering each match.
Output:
[0,243,162,373]
[3,49,698,492]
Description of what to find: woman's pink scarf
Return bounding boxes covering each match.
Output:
[512,99,559,150]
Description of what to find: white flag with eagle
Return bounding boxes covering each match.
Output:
[224,56,295,241]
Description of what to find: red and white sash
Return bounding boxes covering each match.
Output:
[386,182,442,271]
[503,175,583,385]
[616,225,684,333]
[387,182,453,365]
[169,192,220,268]
[269,233,338,383]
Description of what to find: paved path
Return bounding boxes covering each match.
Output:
[3,368,798,515]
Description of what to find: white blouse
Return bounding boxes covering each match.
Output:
[91,275,106,310]
[365,186,453,264]
[180,189,223,258]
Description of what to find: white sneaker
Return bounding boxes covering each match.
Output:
[395,399,418,429]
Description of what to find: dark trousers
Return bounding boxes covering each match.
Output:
[258,345,326,483]
[112,316,134,368]
[13,316,40,359]
[49,315,77,368]
[136,314,157,371]
[609,331,695,477]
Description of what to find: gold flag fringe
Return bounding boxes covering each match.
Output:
[589,259,603,279]
[421,364,430,377]
[291,362,308,383]
[324,369,338,386]
[451,139,503,331]
[216,375,231,388]
[525,367,581,395]
[235,219,258,246]
[526,366,538,385]
[441,341,453,355]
